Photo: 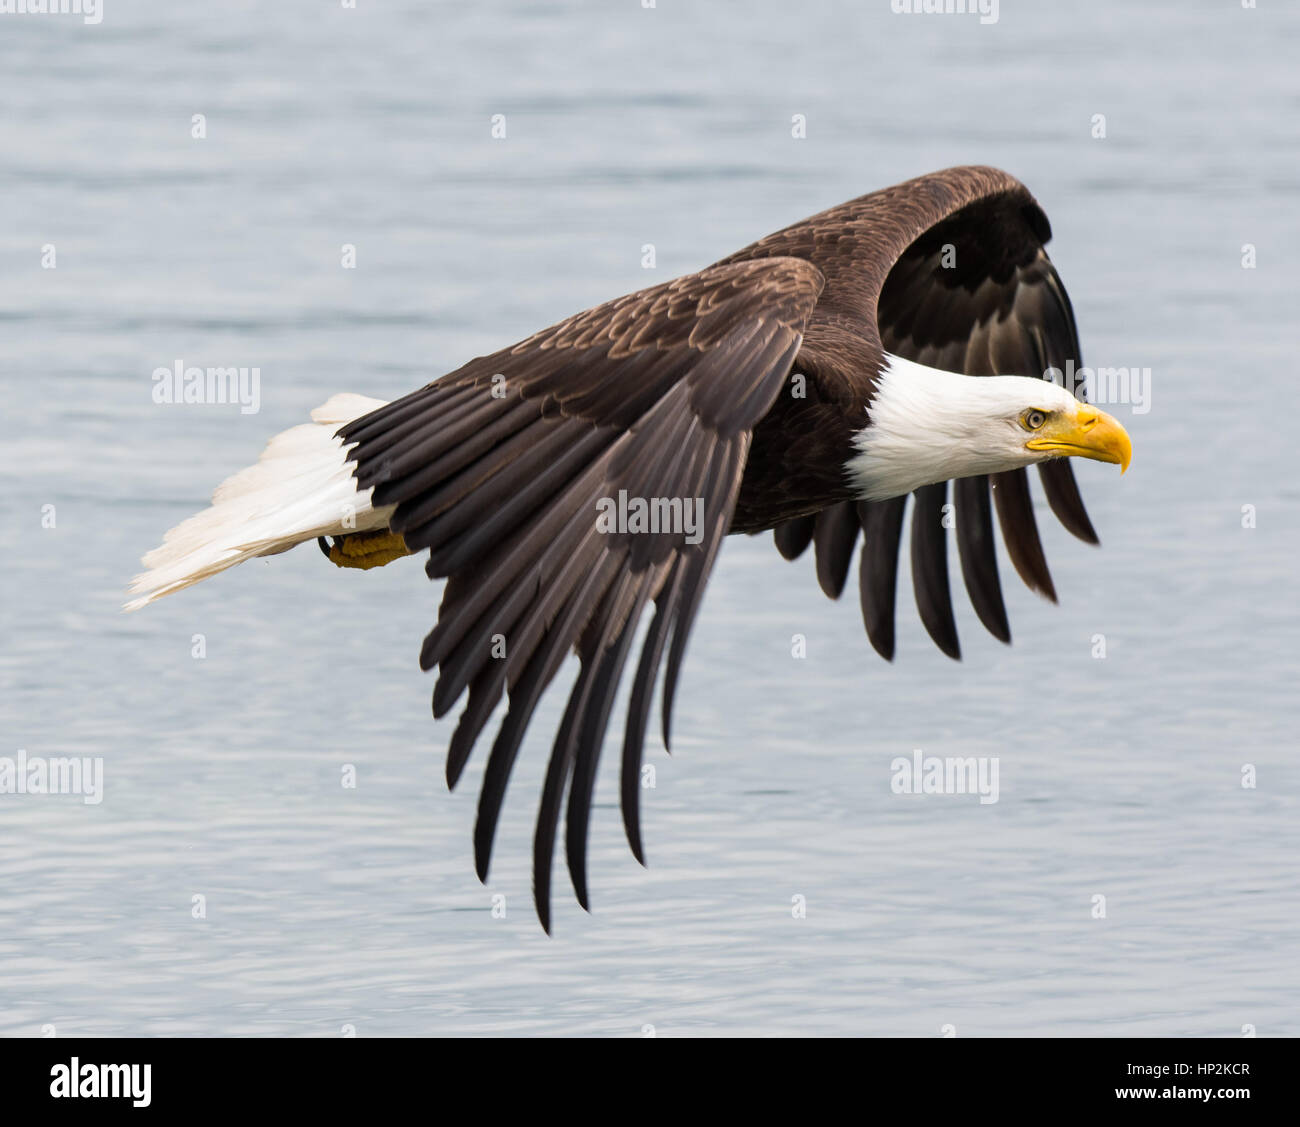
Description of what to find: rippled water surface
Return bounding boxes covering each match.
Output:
[1,1,1298,1036]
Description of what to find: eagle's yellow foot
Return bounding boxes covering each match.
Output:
[317,529,412,570]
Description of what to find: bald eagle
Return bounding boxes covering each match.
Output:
[128,166,1132,931]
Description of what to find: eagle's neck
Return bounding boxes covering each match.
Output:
[846,354,1042,503]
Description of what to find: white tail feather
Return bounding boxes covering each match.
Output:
[125,393,392,611]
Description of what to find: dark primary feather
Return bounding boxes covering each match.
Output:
[335,166,1105,929]
[910,482,961,660]
[857,497,907,660]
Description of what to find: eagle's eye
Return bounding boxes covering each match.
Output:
[1021,409,1048,431]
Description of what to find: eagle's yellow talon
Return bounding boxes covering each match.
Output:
[325,530,412,570]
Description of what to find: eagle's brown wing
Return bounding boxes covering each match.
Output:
[735,166,1097,660]
[338,257,824,931]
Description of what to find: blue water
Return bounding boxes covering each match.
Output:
[1,1,1297,1035]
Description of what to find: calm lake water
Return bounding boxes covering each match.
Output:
[1,1,1297,1036]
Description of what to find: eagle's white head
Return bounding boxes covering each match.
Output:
[847,353,1133,503]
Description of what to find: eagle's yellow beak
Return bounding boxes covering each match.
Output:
[1026,402,1132,472]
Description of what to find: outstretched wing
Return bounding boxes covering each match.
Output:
[744,168,1098,660]
[337,258,824,930]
